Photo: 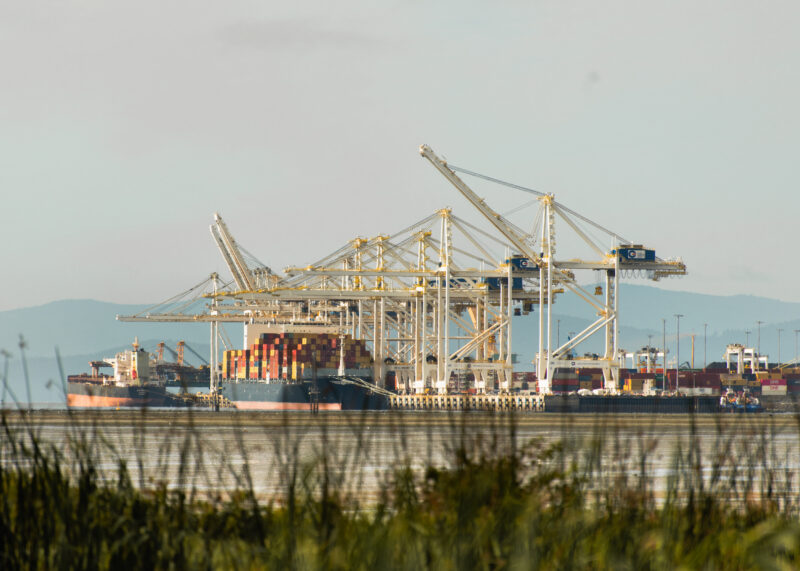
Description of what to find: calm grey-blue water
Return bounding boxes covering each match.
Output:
[3,410,798,503]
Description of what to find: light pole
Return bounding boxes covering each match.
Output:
[795,329,800,365]
[557,319,561,347]
[703,323,708,369]
[745,330,751,347]
[757,320,763,356]
[778,328,783,364]
[675,314,683,393]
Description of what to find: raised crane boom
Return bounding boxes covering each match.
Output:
[419,145,543,269]
[210,213,255,291]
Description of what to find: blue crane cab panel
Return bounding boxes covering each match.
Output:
[613,245,655,261]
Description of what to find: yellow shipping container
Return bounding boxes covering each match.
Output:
[624,378,644,392]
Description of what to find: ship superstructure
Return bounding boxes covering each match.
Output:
[67,339,177,408]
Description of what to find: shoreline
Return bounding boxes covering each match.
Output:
[4,407,799,431]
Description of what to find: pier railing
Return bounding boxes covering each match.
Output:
[390,393,545,411]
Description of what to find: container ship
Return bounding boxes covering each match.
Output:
[67,339,187,408]
[538,364,773,413]
[218,328,391,411]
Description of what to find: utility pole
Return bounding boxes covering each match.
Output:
[795,329,800,365]
[778,328,783,364]
[662,318,666,385]
[675,314,683,393]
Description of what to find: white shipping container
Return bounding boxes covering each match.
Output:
[762,385,787,395]
[683,387,714,396]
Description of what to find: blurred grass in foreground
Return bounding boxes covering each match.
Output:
[2,406,800,570]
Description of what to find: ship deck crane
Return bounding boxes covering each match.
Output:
[182,341,209,366]
[118,273,233,393]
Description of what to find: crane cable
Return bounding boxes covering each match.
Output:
[448,164,630,244]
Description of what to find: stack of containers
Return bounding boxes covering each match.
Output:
[576,368,603,390]
[689,371,722,395]
[550,369,578,393]
[222,349,251,380]
[577,370,593,391]
[221,333,374,381]
[720,373,748,393]
[621,372,656,393]
[760,371,787,396]
[785,372,800,397]
[663,370,706,392]
[618,369,636,391]
[509,372,537,391]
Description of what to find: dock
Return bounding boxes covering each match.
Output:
[390,393,545,411]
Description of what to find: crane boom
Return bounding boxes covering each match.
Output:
[210,213,256,291]
[419,145,543,268]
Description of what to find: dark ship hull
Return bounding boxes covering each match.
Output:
[544,394,722,414]
[67,380,175,408]
[219,377,389,411]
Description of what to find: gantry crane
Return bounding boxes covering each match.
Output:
[420,144,686,392]
[210,213,278,292]
[207,208,544,393]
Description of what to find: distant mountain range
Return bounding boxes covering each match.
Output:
[3,287,800,403]
[0,299,211,357]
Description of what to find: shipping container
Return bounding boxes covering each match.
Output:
[762,385,788,396]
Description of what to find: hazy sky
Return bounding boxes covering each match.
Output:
[3,1,800,311]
